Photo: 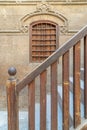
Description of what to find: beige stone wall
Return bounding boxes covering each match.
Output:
[0,1,86,86]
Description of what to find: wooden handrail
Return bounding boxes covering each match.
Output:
[16,25,87,93]
[6,25,87,130]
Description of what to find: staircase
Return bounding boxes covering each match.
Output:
[1,72,86,130]
[5,25,87,130]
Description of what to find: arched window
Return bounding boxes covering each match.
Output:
[29,20,59,62]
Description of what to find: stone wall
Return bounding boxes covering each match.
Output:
[0,1,86,86]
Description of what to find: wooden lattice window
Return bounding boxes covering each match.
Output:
[30,20,59,62]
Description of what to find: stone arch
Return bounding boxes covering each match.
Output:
[19,2,68,34]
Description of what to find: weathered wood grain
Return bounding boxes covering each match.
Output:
[28,80,35,130]
[6,79,19,130]
[73,41,81,128]
[51,61,57,130]
[62,51,69,130]
[84,35,87,118]
[40,70,47,130]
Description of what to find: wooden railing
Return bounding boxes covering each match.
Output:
[6,25,87,130]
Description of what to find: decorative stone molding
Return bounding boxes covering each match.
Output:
[0,1,82,35]
[20,25,28,33]
[60,25,68,34]
[19,2,68,34]
[36,2,51,12]
[0,1,87,5]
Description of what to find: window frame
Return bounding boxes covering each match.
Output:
[29,20,59,62]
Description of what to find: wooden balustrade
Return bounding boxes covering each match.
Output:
[62,51,69,130]
[51,61,57,130]
[28,80,35,130]
[40,70,47,130]
[6,67,19,130]
[73,41,81,128]
[6,25,87,130]
[84,36,87,118]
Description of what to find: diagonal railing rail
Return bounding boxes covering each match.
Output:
[6,25,87,130]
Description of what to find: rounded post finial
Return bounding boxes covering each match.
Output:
[8,67,17,77]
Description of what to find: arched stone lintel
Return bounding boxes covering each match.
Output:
[19,2,68,34]
[21,11,68,24]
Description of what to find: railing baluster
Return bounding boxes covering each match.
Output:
[62,51,69,130]
[73,41,81,128]
[28,80,35,130]
[84,35,87,118]
[51,61,57,130]
[6,67,19,130]
[40,70,47,130]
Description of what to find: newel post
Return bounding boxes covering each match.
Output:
[6,67,19,130]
